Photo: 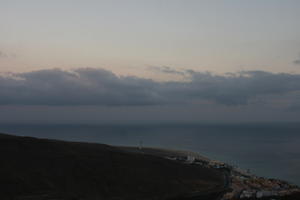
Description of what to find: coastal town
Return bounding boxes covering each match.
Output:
[164,151,300,200]
[122,146,300,200]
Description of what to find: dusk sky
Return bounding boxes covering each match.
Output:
[1,0,300,123]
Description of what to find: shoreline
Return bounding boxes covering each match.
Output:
[119,146,300,199]
[1,133,300,200]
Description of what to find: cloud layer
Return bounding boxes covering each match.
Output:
[0,51,7,58]
[1,68,300,106]
[294,59,300,65]
[0,50,16,59]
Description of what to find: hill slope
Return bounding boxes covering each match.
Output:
[0,133,225,200]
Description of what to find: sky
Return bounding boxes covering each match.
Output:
[1,0,300,123]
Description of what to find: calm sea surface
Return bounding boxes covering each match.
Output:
[1,123,300,185]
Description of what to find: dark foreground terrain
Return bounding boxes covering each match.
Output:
[0,133,226,200]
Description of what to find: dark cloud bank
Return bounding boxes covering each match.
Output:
[1,68,300,106]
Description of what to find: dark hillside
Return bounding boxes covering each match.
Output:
[0,133,225,200]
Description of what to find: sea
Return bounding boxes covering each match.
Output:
[1,122,300,185]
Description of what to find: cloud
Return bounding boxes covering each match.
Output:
[148,66,186,75]
[0,51,7,58]
[0,68,165,106]
[0,50,16,59]
[185,70,300,105]
[293,59,300,65]
[293,54,300,65]
[1,68,300,106]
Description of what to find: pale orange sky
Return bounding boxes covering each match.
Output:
[1,0,300,79]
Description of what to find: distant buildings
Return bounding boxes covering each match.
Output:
[163,152,300,200]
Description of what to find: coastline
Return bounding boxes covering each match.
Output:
[119,146,300,200]
[1,133,299,200]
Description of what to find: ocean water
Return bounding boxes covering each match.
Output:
[1,123,300,185]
